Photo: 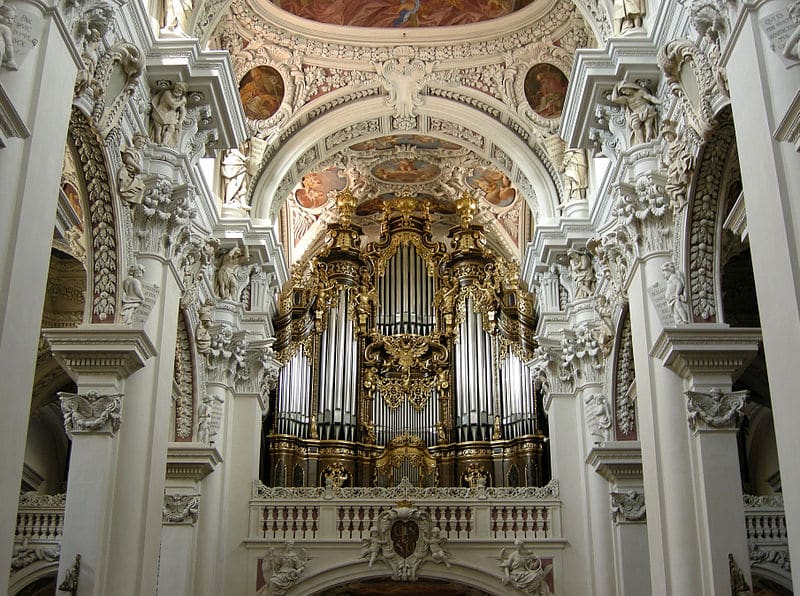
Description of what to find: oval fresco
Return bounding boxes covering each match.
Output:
[61,182,83,222]
[295,167,348,210]
[524,63,569,119]
[270,0,533,28]
[350,135,461,152]
[371,158,440,183]
[239,66,285,120]
[466,168,517,207]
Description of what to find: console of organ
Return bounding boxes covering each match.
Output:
[268,195,546,488]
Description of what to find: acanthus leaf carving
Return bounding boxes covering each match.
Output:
[686,387,748,431]
[610,490,646,523]
[162,493,200,525]
[59,391,124,437]
[132,176,197,261]
[613,172,674,257]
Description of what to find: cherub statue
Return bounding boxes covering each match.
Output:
[149,82,188,148]
[425,527,451,567]
[0,4,18,71]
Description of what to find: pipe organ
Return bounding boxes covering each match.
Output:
[268,191,546,488]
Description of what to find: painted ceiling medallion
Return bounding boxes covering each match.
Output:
[295,167,348,210]
[350,135,461,152]
[239,66,285,120]
[270,0,534,28]
[467,168,517,207]
[371,158,440,183]
[524,63,569,119]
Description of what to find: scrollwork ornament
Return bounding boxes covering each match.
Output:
[610,490,646,523]
[686,387,748,431]
[91,42,145,137]
[162,493,200,525]
[59,391,124,437]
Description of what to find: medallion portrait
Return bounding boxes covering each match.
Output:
[524,63,569,119]
[239,66,285,120]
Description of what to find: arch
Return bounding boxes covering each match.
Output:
[250,96,562,224]
[67,107,124,324]
[682,107,739,324]
[8,561,59,596]
[288,559,516,596]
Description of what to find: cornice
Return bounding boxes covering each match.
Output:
[587,441,643,483]
[43,326,158,380]
[166,443,223,481]
[651,324,761,379]
[774,89,800,153]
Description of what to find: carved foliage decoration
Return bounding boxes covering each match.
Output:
[686,387,748,431]
[59,391,123,437]
[173,312,195,441]
[360,504,451,581]
[162,493,200,525]
[68,108,119,323]
[687,110,737,322]
[658,39,720,140]
[612,312,637,439]
[610,490,646,523]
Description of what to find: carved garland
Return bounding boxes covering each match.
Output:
[686,110,736,322]
[68,107,119,322]
[173,312,195,441]
[612,311,636,439]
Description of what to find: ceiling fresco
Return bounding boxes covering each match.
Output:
[350,135,462,152]
[269,0,535,28]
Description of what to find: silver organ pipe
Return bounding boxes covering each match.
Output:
[376,244,434,336]
[275,348,312,438]
[499,351,536,439]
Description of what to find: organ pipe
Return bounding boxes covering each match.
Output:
[269,198,543,489]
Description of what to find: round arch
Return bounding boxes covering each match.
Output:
[250,96,562,224]
[287,560,518,596]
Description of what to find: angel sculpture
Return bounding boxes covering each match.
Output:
[259,542,308,596]
[60,392,123,435]
[361,525,388,567]
[425,527,452,568]
[500,540,553,596]
[216,245,254,301]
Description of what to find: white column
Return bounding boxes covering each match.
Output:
[44,328,156,595]
[723,1,800,587]
[654,325,761,593]
[104,252,182,594]
[588,443,652,596]
[158,493,200,596]
[627,253,704,595]
[0,1,79,587]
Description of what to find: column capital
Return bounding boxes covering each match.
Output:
[162,493,200,526]
[44,326,157,383]
[651,324,761,383]
[686,387,748,432]
[59,391,123,437]
[610,489,647,524]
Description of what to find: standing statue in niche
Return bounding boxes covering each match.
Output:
[613,0,646,33]
[149,82,188,148]
[611,80,662,145]
[215,245,253,301]
[121,264,146,323]
[562,148,588,203]
[0,4,18,71]
[661,261,691,324]
[160,0,193,36]
[118,134,148,205]
[499,540,553,596]
[220,139,265,208]
[567,247,596,299]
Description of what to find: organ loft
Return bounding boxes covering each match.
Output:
[267,189,547,489]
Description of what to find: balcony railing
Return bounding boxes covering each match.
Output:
[743,494,791,574]
[11,493,65,577]
[249,478,562,544]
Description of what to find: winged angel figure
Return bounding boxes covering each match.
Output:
[499,540,553,596]
[60,392,123,435]
[686,388,748,430]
